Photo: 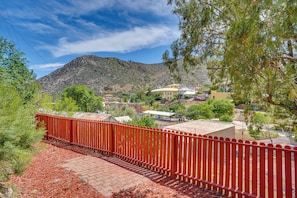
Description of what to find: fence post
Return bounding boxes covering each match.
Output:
[171,132,177,179]
[45,115,49,140]
[109,123,115,156]
[69,118,73,144]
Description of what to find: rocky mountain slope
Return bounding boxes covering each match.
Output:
[38,55,210,95]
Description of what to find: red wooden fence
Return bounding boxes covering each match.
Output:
[36,113,297,197]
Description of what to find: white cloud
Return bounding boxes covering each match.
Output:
[18,23,54,34]
[29,63,65,70]
[44,25,179,57]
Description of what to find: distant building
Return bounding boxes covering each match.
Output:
[151,87,179,100]
[183,90,196,97]
[104,94,120,102]
[143,110,176,121]
[178,87,192,95]
[164,120,235,139]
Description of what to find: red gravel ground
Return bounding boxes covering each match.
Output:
[9,143,104,198]
[9,142,223,198]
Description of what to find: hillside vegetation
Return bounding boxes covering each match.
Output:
[38,55,210,95]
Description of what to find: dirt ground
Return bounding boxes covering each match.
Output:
[8,142,223,198]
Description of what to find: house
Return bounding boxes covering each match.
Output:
[104,94,114,101]
[73,112,117,122]
[183,90,196,98]
[143,110,176,121]
[178,87,192,95]
[151,87,179,100]
[164,120,235,138]
[104,94,120,102]
[151,84,181,100]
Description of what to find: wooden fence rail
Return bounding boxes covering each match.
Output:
[36,113,297,198]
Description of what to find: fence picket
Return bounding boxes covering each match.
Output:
[207,136,213,190]
[276,144,283,197]
[294,146,297,197]
[285,145,292,198]
[251,142,258,196]
[267,143,274,198]
[224,138,231,196]
[238,139,243,198]
[213,136,218,191]
[244,141,251,195]
[231,139,237,197]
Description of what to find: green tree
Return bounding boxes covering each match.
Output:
[0,37,39,102]
[164,1,297,132]
[36,92,54,111]
[104,105,138,120]
[126,116,158,128]
[219,114,233,122]
[0,38,44,181]
[186,103,214,120]
[209,99,234,118]
[156,105,170,112]
[54,93,79,115]
[0,83,44,181]
[130,89,146,103]
[169,103,186,113]
[62,85,103,112]
[248,112,272,139]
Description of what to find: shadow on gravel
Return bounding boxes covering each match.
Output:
[44,139,226,198]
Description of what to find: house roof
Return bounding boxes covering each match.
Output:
[114,116,132,123]
[164,120,235,135]
[183,90,196,95]
[143,110,175,117]
[179,87,192,91]
[73,112,115,121]
[151,88,178,92]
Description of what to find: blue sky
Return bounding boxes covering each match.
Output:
[0,0,179,78]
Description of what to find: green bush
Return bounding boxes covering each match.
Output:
[0,37,45,182]
[169,103,186,112]
[62,85,103,112]
[126,116,158,128]
[248,112,272,139]
[186,103,214,120]
[0,84,44,181]
[104,105,138,120]
[219,114,233,122]
[210,99,234,118]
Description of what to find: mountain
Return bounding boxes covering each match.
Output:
[38,55,210,95]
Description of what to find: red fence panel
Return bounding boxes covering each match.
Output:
[36,113,297,198]
[113,124,172,176]
[71,119,111,155]
[36,113,72,142]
